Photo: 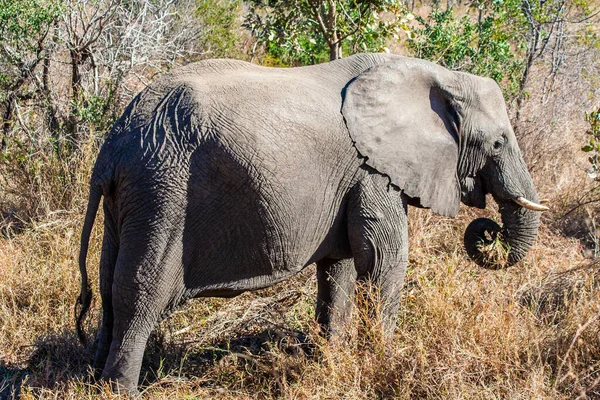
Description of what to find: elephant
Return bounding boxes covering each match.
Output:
[76,53,548,393]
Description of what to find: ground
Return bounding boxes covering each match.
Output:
[1,199,598,399]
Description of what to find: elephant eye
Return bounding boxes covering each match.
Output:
[493,139,504,150]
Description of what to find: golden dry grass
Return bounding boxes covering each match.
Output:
[1,195,598,399]
[1,52,600,399]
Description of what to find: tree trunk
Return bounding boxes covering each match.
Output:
[2,96,14,150]
[327,1,342,60]
[70,50,84,106]
[68,49,84,143]
[329,41,342,60]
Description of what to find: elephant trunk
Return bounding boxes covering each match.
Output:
[464,194,541,269]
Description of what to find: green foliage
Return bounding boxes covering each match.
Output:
[196,0,243,57]
[407,5,524,100]
[0,0,57,54]
[583,109,600,180]
[245,3,330,66]
[72,94,113,131]
[244,0,409,65]
[407,0,595,102]
[0,0,58,96]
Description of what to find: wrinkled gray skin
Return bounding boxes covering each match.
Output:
[77,54,542,393]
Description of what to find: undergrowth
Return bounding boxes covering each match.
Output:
[0,199,598,398]
[1,25,600,400]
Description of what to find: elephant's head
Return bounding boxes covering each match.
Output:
[341,57,547,269]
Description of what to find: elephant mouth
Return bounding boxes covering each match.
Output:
[460,176,487,209]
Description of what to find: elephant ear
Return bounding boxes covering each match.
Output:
[342,59,462,217]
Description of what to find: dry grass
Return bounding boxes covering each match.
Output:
[2,44,600,399]
[1,196,598,399]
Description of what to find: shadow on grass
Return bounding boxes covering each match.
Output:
[139,327,313,388]
[0,332,92,399]
[0,363,29,400]
[1,327,312,397]
[518,261,600,320]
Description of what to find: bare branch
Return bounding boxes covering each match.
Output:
[307,0,332,41]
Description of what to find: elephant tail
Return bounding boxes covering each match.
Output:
[76,183,102,346]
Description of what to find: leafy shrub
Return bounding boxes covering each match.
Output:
[583,108,600,180]
[407,6,524,100]
[244,0,409,65]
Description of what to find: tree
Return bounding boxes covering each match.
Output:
[0,0,244,221]
[407,0,596,106]
[0,0,58,146]
[244,0,409,64]
[407,5,525,101]
[0,0,243,147]
[504,0,588,120]
[59,0,242,139]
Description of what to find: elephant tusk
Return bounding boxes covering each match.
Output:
[513,197,549,211]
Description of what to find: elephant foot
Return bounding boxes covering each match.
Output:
[105,378,141,399]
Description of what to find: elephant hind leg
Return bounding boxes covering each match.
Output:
[100,234,185,393]
[316,258,357,337]
[93,208,120,377]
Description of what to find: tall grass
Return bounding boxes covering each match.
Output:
[1,46,600,399]
[1,198,598,398]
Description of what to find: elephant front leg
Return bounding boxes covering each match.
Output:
[316,258,357,337]
[356,263,407,336]
[347,176,409,337]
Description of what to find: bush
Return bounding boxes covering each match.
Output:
[407,6,524,100]
[582,108,600,181]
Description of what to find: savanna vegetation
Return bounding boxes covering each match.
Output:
[1,0,599,398]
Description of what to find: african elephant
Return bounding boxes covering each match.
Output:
[76,53,547,393]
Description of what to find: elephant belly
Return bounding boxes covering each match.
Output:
[180,140,352,296]
[182,200,342,296]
